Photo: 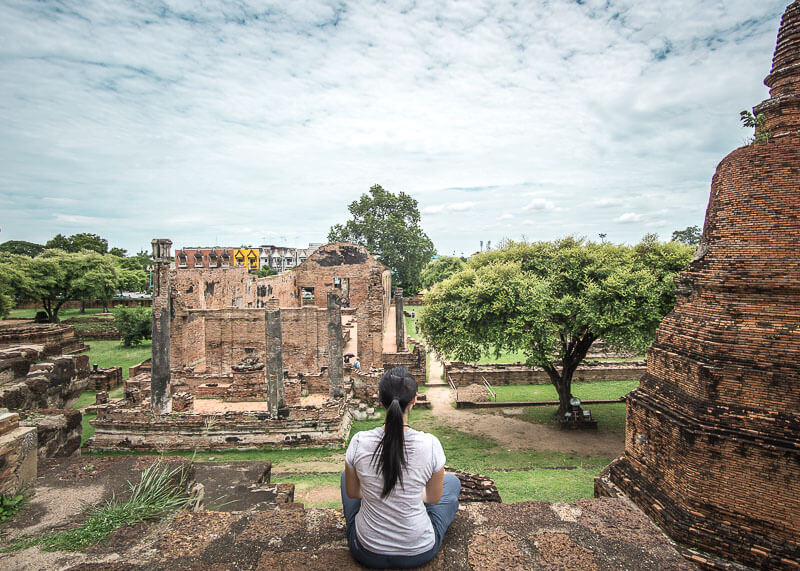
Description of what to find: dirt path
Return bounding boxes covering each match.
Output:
[424,355,624,458]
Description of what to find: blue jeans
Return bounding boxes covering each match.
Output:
[340,472,461,569]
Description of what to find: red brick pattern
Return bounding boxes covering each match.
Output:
[602,4,800,567]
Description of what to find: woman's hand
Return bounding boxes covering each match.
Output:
[345,462,363,499]
[422,467,445,504]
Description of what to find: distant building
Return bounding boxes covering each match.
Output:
[259,243,323,273]
[174,248,234,269]
[233,248,260,270]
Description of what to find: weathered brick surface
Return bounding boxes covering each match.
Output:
[88,400,352,450]
[603,5,800,568]
[21,408,82,459]
[0,349,89,411]
[86,366,122,391]
[0,322,86,356]
[0,418,36,495]
[383,341,427,382]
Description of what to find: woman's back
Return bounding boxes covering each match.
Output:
[346,426,445,556]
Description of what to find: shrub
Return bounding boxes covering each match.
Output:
[113,306,152,347]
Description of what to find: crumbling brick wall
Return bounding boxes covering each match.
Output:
[383,343,427,382]
[601,5,800,567]
[0,323,86,356]
[86,366,122,391]
[0,348,89,411]
[444,361,645,387]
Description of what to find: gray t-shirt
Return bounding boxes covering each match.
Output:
[345,427,446,556]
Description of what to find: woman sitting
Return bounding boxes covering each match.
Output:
[341,367,461,568]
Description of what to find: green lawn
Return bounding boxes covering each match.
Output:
[84,340,151,380]
[5,307,106,320]
[523,402,629,434]
[492,380,638,403]
[404,305,420,339]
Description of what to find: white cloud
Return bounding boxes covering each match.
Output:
[0,0,789,252]
[423,201,476,215]
[499,213,514,220]
[615,212,644,223]
[522,198,557,211]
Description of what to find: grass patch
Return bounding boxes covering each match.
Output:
[522,402,628,434]
[72,391,98,410]
[273,473,342,508]
[0,493,28,524]
[83,445,345,465]
[486,467,602,503]
[5,307,106,320]
[1,460,190,553]
[82,413,96,445]
[492,380,638,403]
[84,340,151,379]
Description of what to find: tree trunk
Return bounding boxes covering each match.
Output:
[80,299,86,314]
[546,331,598,416]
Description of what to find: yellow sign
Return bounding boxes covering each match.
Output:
[233,248,259,270]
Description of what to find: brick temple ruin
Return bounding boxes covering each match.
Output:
[596,2,800,568]
[88,240,422,450]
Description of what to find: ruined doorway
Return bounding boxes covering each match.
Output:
[333,277,350,307]
[301,286,315,306]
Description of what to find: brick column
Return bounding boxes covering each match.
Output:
[327,292,344,398]
[265,298,288,418]
[151,238,172,415]
[394,288,405,352]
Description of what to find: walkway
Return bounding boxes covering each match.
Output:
[424,353,624,457]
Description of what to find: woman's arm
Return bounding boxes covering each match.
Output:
[345,462,363,499]
[422,467,445,504]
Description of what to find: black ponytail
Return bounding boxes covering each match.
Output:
[371,367,417,497]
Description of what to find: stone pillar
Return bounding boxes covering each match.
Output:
[151,238,172,415]
[394,288,405,352]
[327,292,344,398]
[265,298,288,418]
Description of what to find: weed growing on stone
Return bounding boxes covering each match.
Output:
[1,460,191,553]
[0,494,27,524]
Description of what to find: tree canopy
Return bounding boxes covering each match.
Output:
[45,232,109,254]
[671,225,702,245]
[418,236,694,414]
[0,240,44,257]
[328,184,435,294]
[419,256,466,290]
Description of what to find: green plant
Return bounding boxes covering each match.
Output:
[2,459,191,552]
[740,110,771,143]
[0,493,27,523]
[112,306,152,346]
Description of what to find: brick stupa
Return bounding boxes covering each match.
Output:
[596,2,800,568]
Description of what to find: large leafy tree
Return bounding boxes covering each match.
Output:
[419,256,466,290]
[671,225,701,245]
[0,240,44,257]
[0,255,31,318]
[328,184,435,294]
[13,249,120,321]
[418,237,693,415]
[45,232,109,254]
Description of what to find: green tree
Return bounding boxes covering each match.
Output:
[13,250,120,322]
[670,225,701,246]
[328,184,435,294]
[72,252,120,312]
[0,240,44,257]
[109,247,127,257]
[0,255,31,318]
[113,306,152,346]
[45,233,109,254]
[118,267,149,293]
[417,237,693,415]
[419,256,466,290]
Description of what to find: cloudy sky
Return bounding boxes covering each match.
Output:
[0,0,789,257]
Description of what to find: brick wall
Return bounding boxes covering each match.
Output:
[603,5,800,567]
[444,361,645,388]
[0,323,87,356]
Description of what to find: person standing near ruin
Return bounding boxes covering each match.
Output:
[353,358,360,371]
[341,367,460,568]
